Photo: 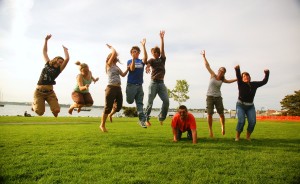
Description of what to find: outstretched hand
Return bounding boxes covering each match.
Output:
[234,65,240,69]
[141,38,146,46]
[201,50,206,57]
[45,34,52,41]
[62,45,68,50]
[106,44,112,49]
[160,30,165,39]
[264,69,269,74]
[94,77,99,83]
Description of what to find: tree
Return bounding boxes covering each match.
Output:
[280,90,300,116]
[168,80,190,106]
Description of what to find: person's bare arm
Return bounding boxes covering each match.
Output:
[201,50,215,77]
[192,129,197,144]
[60,45,69,72]
[43,34,51,62]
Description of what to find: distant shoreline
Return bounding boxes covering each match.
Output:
[0,101,210,113]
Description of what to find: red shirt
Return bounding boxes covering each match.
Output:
[171,112,197,132]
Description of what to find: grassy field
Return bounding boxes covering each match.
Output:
[0,116,299,183]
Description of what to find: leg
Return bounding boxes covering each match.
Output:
[187,129,192,140]
[206,96,215,137]
[83,92,94,110]
[68,103,78,115]
[245,105,256,141]
[126,83,136,104]
[144,82,158,125]
[215,97,225,136]
[235,103,246,141]
[219,114,225,135]
[46,91,60,117]
[69,91,85,114]
[108,101,117,123]
[100,86,117,132]
[176,128,182,141]
[207,114,214,138]
[100,113,108,132]
[157,83,169,125]
[136,86,147,128]
[32,89,45,116]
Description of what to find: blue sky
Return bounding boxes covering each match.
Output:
[0,0,299,110]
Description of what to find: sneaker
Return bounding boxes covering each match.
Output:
[138,121,147,128]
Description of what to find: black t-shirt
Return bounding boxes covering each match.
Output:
[37,62,61,85]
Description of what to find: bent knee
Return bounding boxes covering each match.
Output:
[35,110,44,116]
[126,99,134,104]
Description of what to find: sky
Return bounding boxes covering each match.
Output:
[0,0,299,111]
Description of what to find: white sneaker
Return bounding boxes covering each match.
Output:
[138,121,147,128]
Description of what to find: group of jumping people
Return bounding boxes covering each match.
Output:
[31,31,270,144]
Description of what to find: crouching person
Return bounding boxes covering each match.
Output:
[171,105,197,144]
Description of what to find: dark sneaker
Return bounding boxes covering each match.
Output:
[138,121,147,128]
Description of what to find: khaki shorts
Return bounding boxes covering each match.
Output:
[206,96,224,115]
[32,89,60,115]
[71,91,93,106]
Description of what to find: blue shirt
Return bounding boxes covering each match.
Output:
[127,59,144,84]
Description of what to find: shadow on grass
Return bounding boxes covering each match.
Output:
[110,136,300,153]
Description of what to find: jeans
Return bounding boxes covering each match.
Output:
[126,83,146,122]
[236,102,256,133]
[145,80,169,122]
[176,128,192,140]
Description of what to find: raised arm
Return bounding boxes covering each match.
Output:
[141,38,148,63]
[160,30,165,58]
[234,65,242,82]
[60,45,69,72]
[106,44,117,67]
[201,50,215,77]
[43,34,51,62]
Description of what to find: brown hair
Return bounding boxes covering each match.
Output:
[219,67,226,81]
[130,46,140,54]
[151,47,160,55]
[49,56,64,66]
[178,105,188,112]
[242,72,251,81]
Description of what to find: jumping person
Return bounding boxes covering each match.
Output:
[234,65,269,141]
[145,30,169,126]
[100,44,129,132]
[126,39,148,128]
[68,61,99,115]
[32,34,69,117]
[201,50,237,138]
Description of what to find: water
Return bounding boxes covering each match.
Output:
[0,104,234,118]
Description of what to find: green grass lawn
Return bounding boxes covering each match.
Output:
[0,116,299,183]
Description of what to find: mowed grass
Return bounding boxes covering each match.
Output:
[0,116,299,183]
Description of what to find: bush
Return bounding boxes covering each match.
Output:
[122,106,138,117]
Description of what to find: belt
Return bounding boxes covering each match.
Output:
[237,99,253,106]
[128,83,142,86]
[37,89,53,93]
[152,79,164,83]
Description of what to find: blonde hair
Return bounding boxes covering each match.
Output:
[75,61,88,70]
[105,53,121,73]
